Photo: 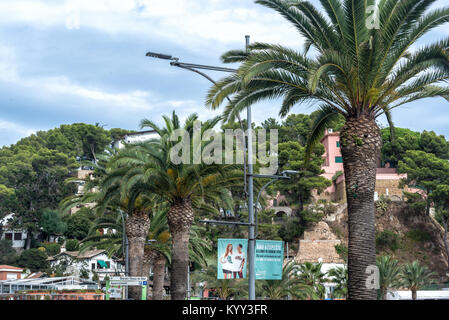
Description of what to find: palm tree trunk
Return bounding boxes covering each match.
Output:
[340,116,382,300]
[412,290,417,300]
[125,210,151,300]
[152,251,166,300]
[167,199,194,300]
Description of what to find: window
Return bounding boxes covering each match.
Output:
[335,156,343,163]
[5,233,12,240]
[336,141,340,147]
[14,233,22,241]
[92,263,96,270]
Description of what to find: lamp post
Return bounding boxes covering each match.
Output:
[146,37,288,300]
[118,209,129,299]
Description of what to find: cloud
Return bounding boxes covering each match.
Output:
[0,118,37,147]
[0,0,303,51]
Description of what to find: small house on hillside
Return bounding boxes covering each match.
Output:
[48,249,124,281]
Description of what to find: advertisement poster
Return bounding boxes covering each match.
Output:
[217,239,248,279]
[255,240,284,280]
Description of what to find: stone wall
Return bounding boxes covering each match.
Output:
[295,221,344,264]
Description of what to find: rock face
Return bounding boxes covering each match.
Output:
[296,221,344,264]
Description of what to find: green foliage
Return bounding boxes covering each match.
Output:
[376,195,391,213]
[376,230,399,252]
[0,239,18,265]
[277,217,305,243]
[65,239,80,251]
[64,208,94,240]
[406,229,431,243]
[334,244,348,263]
[257,224,281,240]
[400,261,435,299]
[327,266,347,299]
[39,242,61,256]
[18,248,49,272]
[39,209,67,238]
[376,256,401,300]
[276,141,331,213]
[398,150,449,193]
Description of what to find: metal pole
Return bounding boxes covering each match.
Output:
[187,265,191,300]
[119,210,129,299]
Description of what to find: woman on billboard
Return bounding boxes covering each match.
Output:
[219,243,234,279]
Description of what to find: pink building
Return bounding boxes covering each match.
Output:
[318,129,414,201]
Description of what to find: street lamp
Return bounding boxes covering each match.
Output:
[146,36,261,300]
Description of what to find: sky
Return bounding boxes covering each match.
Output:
[0,0,448,147]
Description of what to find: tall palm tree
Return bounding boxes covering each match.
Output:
[376,255,401,300]
[207,0,449,299]
[109,111,242,299]
[400,260,435,300]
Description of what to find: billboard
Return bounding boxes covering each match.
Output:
[255,240,284,280]
[217,239,248,279]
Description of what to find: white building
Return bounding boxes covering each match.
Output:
[0,214,29,249]
[112,130,159,149]
[48,249,124,281]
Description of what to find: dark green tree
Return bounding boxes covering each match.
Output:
[398,150,449,215]
[18,248,49,272]
[39,209,67,241]
[0,239,18,265]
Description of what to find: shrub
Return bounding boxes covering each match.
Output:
[0,239,18,265]
[376,230,399,251]
[278,217,305,243]
[65,239,80,251]
[18,249,49,272]
[406,229,431,242]
[335,244,348,262]
[39,242,61,256]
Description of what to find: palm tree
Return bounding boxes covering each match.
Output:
[258,260,316,300]
[400,260,435,300]
[109,111,242,299]
[376,255,401,300]
[296,262,327,299]
[60,151,153,300]
[327,266,348,299]
[207,0,449,299]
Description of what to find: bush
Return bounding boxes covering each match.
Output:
[406,229,432,242]
[64,208,94,240]
[335,244,348,262]
[65,239,80,251]
[39,242,61,256]
[278,217,305,243]
[0,239,18,265]
[257,224,281,240]
[18,249,49,272]
[376,230,399,251]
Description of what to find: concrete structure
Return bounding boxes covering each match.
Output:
[0,265,23,280]
[295,221,344,264]
[48,249,124,281]
[0,276,99,295]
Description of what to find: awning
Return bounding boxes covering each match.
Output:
[97,260,108,268]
